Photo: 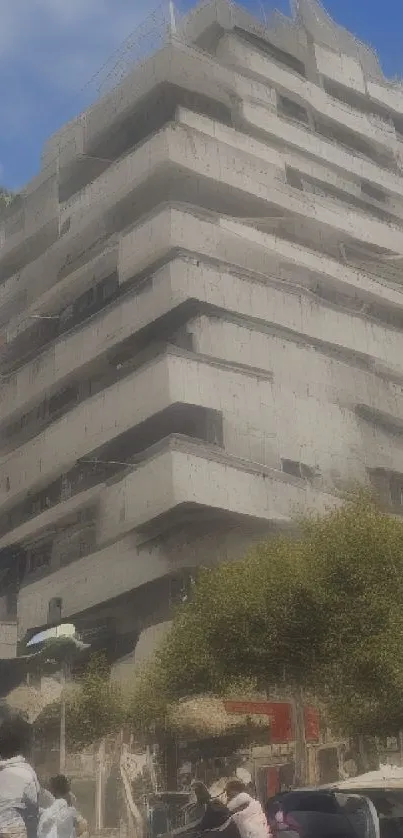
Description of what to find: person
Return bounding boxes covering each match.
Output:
[0,714,40,838]
[190,782,230,831]
[224,779,272,838]
[37,776,87,838]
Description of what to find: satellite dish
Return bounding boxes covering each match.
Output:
[27,624,76,648]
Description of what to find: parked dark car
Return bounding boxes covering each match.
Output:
[266,789,378,838]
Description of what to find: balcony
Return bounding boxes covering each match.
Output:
[216,33,397,156]
[2,270,119,377]
[239,100,403,203]
[17,435,337,631]
[0,403,222,548]
[367,81,403,120]
[97,435,336,544]
[313,44,366,96]
[5,112,403,347]
[42,35,274,185]
[0,175,59,282]
[0,348,272,508]
[0,484,104,553]
[3,198,403,426]
[55,117,403,266]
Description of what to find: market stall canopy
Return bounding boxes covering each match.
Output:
[0,635,90,708]
[5,677,64,724]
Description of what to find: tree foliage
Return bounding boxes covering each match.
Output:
[68,653,125,748]
[144,495,403,736]
[35,653,125,750]
[0,188,17,219]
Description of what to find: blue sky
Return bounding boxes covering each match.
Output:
[0,0,402,190]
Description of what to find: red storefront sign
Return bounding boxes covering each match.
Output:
[224,700,294,744]
[304,706,320,742]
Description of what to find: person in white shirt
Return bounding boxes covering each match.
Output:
[224,779,272,838]
[38,776,87,838]
[0,715,40,838]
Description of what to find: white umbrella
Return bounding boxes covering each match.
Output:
[27,624,76,647]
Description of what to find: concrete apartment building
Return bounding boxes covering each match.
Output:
[1,0,403,667]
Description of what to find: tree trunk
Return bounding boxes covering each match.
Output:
[293,688,308,787]
[164,735,178,791]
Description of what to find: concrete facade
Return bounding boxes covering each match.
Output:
[1,0,403,658]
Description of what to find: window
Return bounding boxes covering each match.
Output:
[74,287,95,317]
[234,28,306,77]
[97,273,119,304]
[278,95,309,125]
[48,384,78,417]
[281,459,316,480]
[361,181,386,203]
[57,526,96,566]
[389,476,403,509]
[169,574,194,606]
[47,597,62,626]
[285,167,303,190]
[369,469,403,512]
[26,541,52,574]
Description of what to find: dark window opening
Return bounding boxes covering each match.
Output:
[315,118,396,171]
[26,541,53,574]
[389,476,403,509]
[281,459,317,480]
[361,181,386,203]
[57,525,97,567]
[76,287,95,315]
[285,165,394,222]
[0,317,59,375]
[369,469,403,514]
[285,168,303,189]
[278,95,309,125]
[234,28,306,77]
[47,597,62,626]
[5,589,17,620]
[322,78,392,123]
[1,272,119,376]
[169,572,194,607]
[48,384,79,417]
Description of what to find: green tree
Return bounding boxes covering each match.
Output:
[67,653,125,748]
[35,653,125,750]
[147,495,403,737]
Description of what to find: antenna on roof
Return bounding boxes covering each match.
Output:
[168,1,177,37]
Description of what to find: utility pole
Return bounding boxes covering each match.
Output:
[59,661,68,773]
[293,688,308,786]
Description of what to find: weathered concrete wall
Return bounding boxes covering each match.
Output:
[3,0,403,645]
[0,621,18,658]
